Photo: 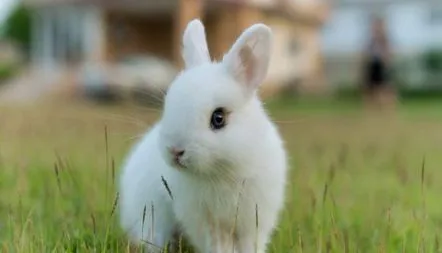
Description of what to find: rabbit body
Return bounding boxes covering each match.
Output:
[165,103,287,253]
[119,19,288,253]
[119,124,178,252]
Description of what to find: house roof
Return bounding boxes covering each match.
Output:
[24,0,177,16]
[335,0,440,7]
[24,0,329,25]
[209,0,330,25]
[274,0,330,25]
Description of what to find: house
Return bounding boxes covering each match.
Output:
[321,0,442,87]
[23,0,329,97]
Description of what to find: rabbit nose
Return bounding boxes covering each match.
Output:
[170,148,185,158]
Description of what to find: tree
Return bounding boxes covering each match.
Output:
[422,48,442,87]
[2,4,32,59]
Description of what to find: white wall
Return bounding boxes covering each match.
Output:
[387,2,432,55]
[426,4,442,48]
[320,6,369,56]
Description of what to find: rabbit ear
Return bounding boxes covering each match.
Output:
[222,24,272,93]
[182,19,211,69]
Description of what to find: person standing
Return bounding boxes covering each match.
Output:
[362,16,395,108]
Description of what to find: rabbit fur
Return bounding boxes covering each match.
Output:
[119,19,288,253]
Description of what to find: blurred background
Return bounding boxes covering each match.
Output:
[0,0,441,102]
[0,0,331,102]
[2,0,442,252]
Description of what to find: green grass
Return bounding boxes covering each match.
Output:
[2,98,442,252]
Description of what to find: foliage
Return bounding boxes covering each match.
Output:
[421,49,442,74]
[2,4,32,58]
[332,84,363,101]
[420,49,442,87]
[0,62,19,84]
[334,84,442,102]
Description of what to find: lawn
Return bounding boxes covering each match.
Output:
[2,97,442,252]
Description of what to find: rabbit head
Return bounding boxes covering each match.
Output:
[158,19,273,177]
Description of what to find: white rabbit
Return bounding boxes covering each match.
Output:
[119,19,288,253]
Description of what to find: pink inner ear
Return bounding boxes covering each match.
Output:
[239,46,256,86]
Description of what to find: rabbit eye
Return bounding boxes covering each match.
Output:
[210,107,226,130]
